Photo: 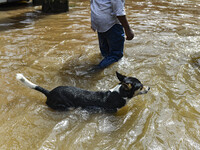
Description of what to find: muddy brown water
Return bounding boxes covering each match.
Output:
[0,0,200,149]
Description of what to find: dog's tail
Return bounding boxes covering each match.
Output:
[16,73,49,97]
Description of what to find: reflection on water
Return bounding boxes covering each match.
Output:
[0,0,200,149]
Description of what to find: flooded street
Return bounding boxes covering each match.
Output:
[0,0,200,149]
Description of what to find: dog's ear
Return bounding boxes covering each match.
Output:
[122,83,132,90]
[116,72,126,82]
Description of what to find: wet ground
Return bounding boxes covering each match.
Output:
[0,0,200,149]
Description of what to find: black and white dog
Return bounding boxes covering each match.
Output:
[16,72,150,112]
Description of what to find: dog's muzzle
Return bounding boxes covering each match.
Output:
[140,86,150,94]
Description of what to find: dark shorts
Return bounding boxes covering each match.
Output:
[98,24,125,68]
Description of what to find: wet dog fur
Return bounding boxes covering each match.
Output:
[16,72,150,113]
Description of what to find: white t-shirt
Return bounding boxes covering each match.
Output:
[91,0,126,32]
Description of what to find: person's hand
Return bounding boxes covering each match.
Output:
[116,16,134,40]
[125,28,134,40]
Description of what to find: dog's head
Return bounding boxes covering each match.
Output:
[116,72,150,100]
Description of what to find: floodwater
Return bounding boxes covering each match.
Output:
[0,0,200,149]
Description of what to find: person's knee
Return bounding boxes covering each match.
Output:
[113,52,123,61]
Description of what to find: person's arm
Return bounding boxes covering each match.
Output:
[111,0,134,40]
[117,15,134,40]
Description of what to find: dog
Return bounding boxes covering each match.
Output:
[16,72,150,113]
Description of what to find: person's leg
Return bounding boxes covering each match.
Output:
[98,32,109,57]
[107,24,125,60]
[98,24,125,68]
[88,32,109,72]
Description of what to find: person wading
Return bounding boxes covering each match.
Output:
[90,0,134,70]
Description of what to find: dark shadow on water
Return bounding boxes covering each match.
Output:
[0,2,69,32]
[57,59,105,90]
[0,2,51,32]
[59,63,103,78]
[0,10,45,32]
[0,1,31,11]
[190,52,200,69]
